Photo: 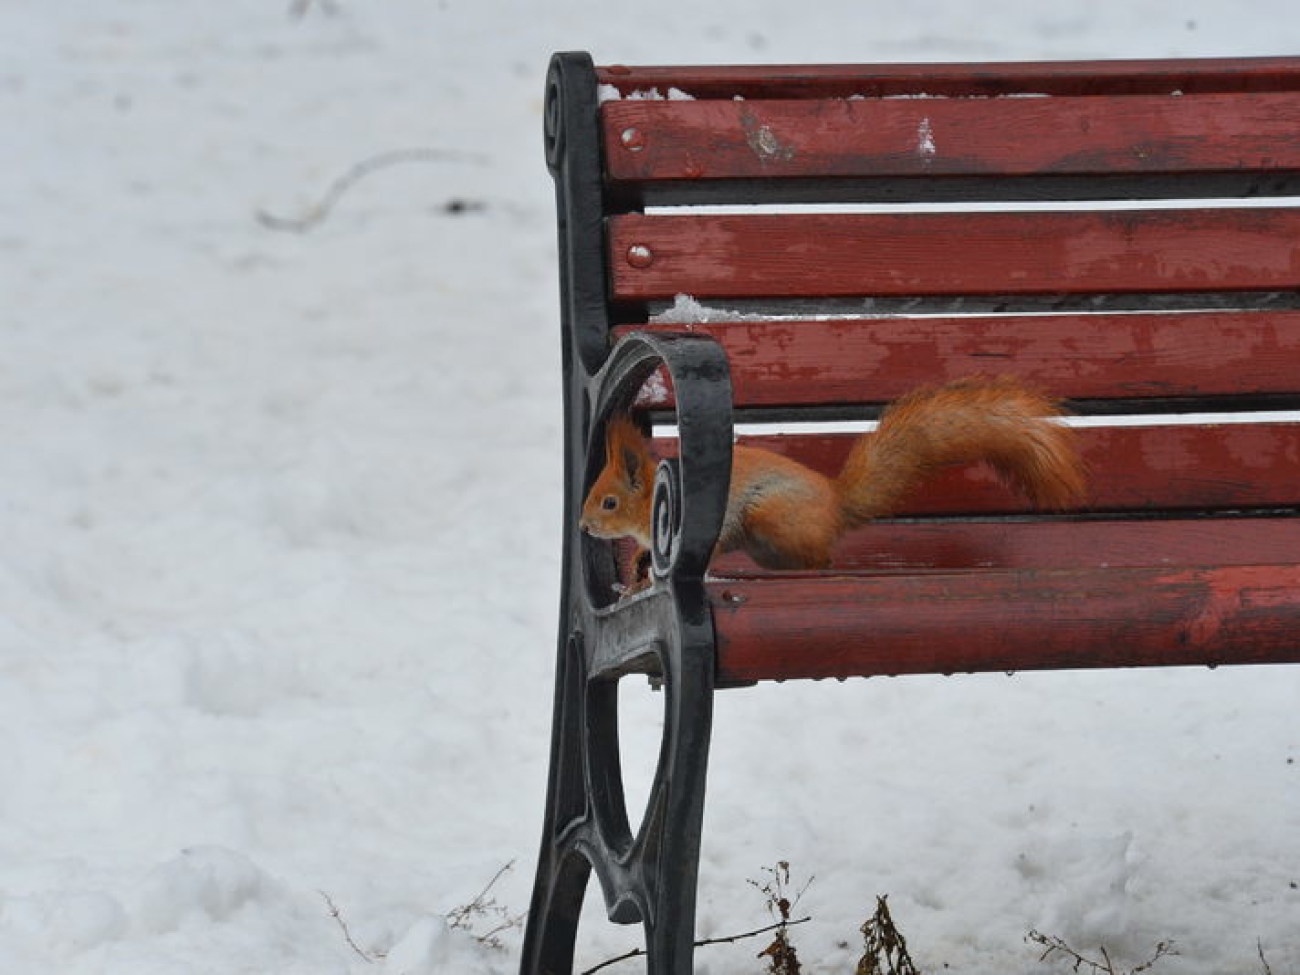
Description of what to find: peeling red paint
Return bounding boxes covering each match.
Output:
[603,92,1300,182]
[710,564,1300,682]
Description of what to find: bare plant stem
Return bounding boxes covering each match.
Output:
[320,890,382,964]
[579,915,812,975]
[446,859,516,930]
[1027,930,1177,974]
[858,895,920,975]
[444,859,525,949]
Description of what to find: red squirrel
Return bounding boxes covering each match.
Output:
[580,375,1086,572]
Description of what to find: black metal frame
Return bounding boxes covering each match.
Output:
[521,52,735,975]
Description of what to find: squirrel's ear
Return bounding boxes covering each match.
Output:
[621,444,643,490]
[605,414,647,489]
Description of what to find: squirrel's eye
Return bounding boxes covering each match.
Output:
[601,495,619,511]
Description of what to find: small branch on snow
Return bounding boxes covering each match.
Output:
[1257,939,1274,975]
[256,147,487,233]
[445,859,526,950]
[320,890,384,964]
[1027,929,1177,974]
[579,915,812,975]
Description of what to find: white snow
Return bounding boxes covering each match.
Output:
[599,85,697,101]
[916,117,938,159]
[650,294,770,325]
[3,2,1299,973]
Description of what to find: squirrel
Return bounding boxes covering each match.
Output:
[580,375,1086,573]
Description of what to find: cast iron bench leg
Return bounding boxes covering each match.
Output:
[520,608,715,974]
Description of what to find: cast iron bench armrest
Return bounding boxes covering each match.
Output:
[586,329,733,593]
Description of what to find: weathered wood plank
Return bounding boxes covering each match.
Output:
[710,516,1300,575]
[605,93,1300,183]
[609,209,1300,302]
[623,310,1300,407]
[709,563,1300,682]
[597,57,1300,100]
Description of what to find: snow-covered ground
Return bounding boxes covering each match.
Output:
[2,2,1298,972]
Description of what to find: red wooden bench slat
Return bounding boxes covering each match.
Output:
[624,309,1300,408]
[710,516,1300,575]
[605,93,1300,184]
[653,422,1300,515]
[597,56,1300,100]
[609,209,1300,301]
[709,562,1300,682]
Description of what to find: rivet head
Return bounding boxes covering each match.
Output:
[620,127,645,151]
[626,244,654,268]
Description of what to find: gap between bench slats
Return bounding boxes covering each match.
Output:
[596,57,1300,100]
[651,422,1300,515]
[620,309,1300,408]
[708,563,1300,682]
[604,93,1300,184]
[608,209,1300,302]
[710,516,1300,575]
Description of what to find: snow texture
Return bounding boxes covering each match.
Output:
[2,2,1299,973]
[650,294,771,325]
[598,84,696,102]
[916,118,938,159]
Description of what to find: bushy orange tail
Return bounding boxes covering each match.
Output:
[836,375,1086,527]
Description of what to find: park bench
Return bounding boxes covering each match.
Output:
[521,52,1300,974]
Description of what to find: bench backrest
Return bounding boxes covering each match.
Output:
[589,58,1300,537]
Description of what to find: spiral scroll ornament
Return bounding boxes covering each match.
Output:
[651,459,683,577]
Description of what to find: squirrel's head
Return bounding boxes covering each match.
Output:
[580,414,654,548]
